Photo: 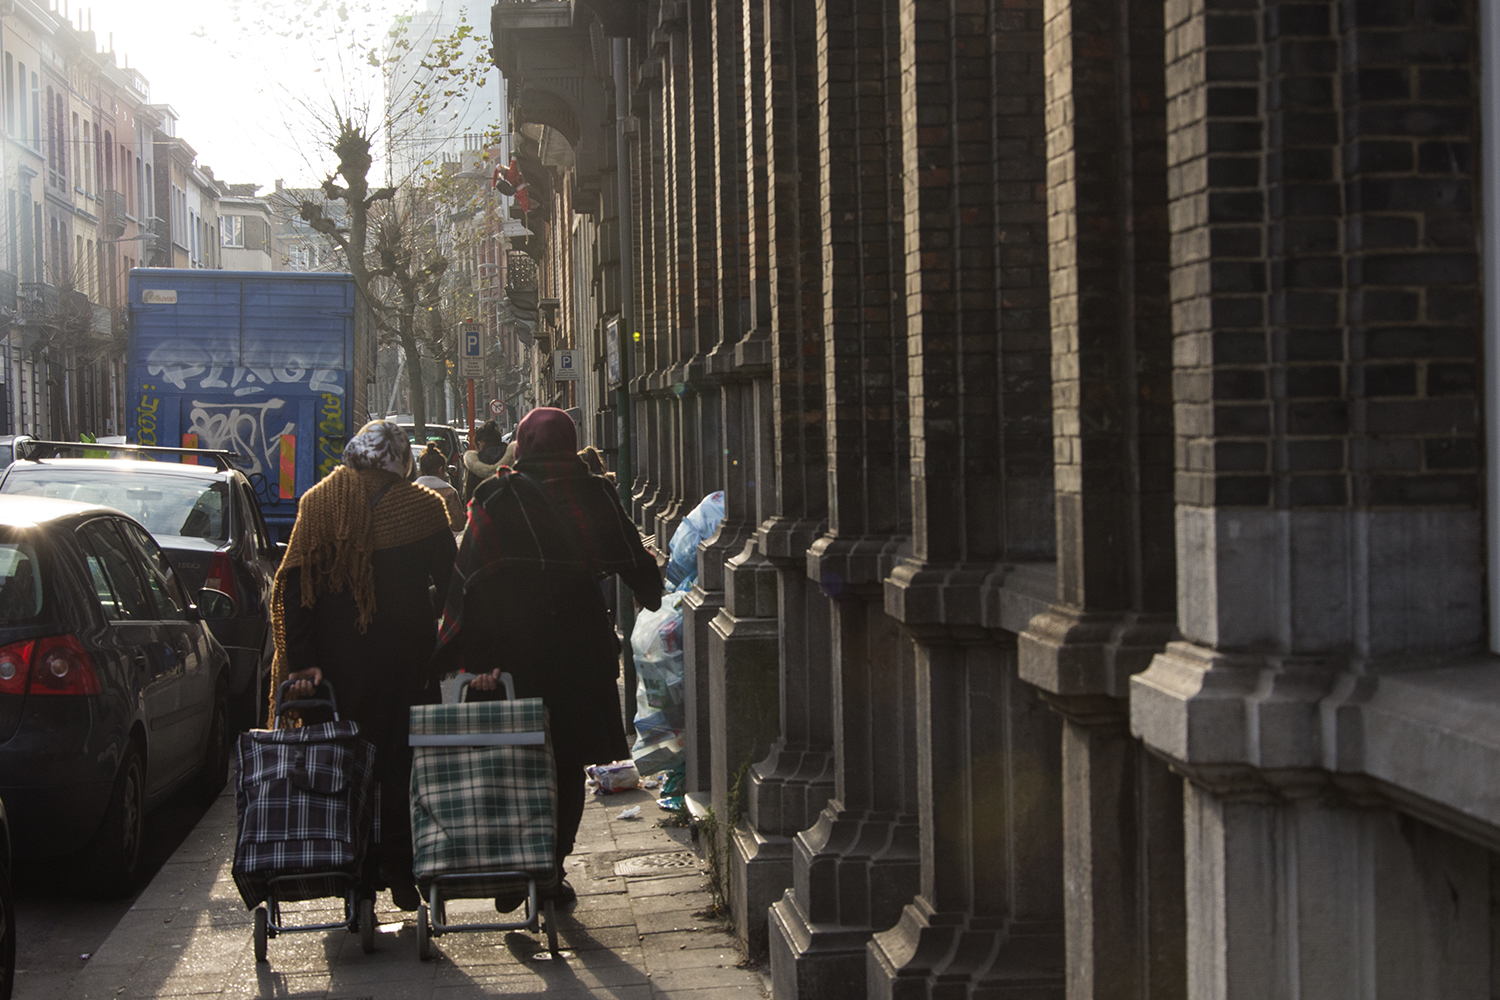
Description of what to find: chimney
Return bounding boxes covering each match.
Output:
[275,179,284,192]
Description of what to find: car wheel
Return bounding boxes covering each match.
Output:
[80,743,144,899]
[0,856,14,1000]
[192,687,232,802]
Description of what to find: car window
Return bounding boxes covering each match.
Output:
[76,520,155,622]
[0,541,43,623]
[2,467,230,541]
[238,482,271,553]
[119,521,193,622]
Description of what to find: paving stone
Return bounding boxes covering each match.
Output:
[53,783,765,1000]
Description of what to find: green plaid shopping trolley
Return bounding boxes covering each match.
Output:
[407,672,561,960]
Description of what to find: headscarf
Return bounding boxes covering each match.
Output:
[515,407,577,460]
[341,418,413,477]
[266,419,449,725]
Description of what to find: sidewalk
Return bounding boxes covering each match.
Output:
[61,782,766,1000]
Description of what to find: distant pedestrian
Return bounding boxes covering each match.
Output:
[415,442,466,531]
[461,419,507,505]
[432,407,662,908]
[578,445,615,484]
[270,419,456,911]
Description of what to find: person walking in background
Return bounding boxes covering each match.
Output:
[415,442,466,531]
[432,407,663,907]
[461,420,508,505]
[271,419,457,911]
[578,445,615,484]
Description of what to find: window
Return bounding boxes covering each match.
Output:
[222,215,243,248]
[5,54,13,136]
[71,112,79,187]
[30,72,38,151]
[0,541,44,624]
[119,521,191,621]
[77,519,153,621]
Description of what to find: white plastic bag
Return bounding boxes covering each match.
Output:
[629,590,687,773]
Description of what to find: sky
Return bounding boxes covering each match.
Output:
[74,0,496,193]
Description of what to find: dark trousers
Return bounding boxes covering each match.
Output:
[555,753,588,872]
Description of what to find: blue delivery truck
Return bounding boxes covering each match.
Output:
[127,270,374,539]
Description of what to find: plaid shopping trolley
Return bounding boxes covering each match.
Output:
[408,672,560,959]
[233,679,380,963]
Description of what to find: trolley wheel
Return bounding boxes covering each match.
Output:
[359,896,376,954]
[544,898,559,956]
[417,903,431,961]
[253,907,268,963]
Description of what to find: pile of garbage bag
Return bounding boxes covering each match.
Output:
[628,491,725,778]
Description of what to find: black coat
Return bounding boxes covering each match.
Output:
[434,459,663,769]
[282,529,457,779]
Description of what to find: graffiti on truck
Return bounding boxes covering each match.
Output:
[185,399,296,482]
[316,393,345,480]
[136,386,161,445]
[145,343,344,396]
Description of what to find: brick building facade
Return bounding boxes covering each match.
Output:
[492,0,1496,995]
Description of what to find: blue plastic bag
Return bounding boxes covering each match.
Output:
[666,491,726,590]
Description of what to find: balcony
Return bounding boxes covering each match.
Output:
[103,190,127,239]
[19,282,57,325]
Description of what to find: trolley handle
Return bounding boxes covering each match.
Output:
[456,671,515,703]
[274,677,340,726]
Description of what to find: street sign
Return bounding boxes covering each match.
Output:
[553,349,580,381]
[605,317,620,386]
[489,399,505,416]
[460,324,484,379]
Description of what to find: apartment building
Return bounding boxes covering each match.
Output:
[217,183,280,272]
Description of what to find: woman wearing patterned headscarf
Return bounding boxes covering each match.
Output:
[269,419,456,910]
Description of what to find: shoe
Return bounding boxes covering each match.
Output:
[390,881,423,912]
[493,891,527,913]
[546,879,577,908]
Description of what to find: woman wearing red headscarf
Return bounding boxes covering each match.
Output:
[431,407,662,906]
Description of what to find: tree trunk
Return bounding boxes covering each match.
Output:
[399,313,426,446]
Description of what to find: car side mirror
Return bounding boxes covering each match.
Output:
[273,541,288,564]
[448,464,459,479]
[196,588,236,621]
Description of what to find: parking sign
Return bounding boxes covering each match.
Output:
[553,349,579,381]
[460,324,484,378]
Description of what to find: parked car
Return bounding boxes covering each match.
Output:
[0,439,29,473]
[0,450,278,729]
[0,495,233,897]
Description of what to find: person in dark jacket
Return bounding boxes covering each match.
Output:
[461,419,508,504]
[433,407,663,906]
[274,419,457,911]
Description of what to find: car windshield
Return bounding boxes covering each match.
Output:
[0,539,43,624]
[0,468,230,541]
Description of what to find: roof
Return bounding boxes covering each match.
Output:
[0,495,124,529]
[5,458,233,482]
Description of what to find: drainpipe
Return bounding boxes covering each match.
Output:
[613,35,640,723]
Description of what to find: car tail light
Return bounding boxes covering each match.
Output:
[0,639,33,696]
[205,551,238,605]
[28,635,101,696]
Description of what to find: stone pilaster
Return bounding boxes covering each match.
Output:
[679,0,728,797]
[1016,0,1184,991]
[767,0,917,992]
[868,0,1062,996]
[1129,0,1487,991]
